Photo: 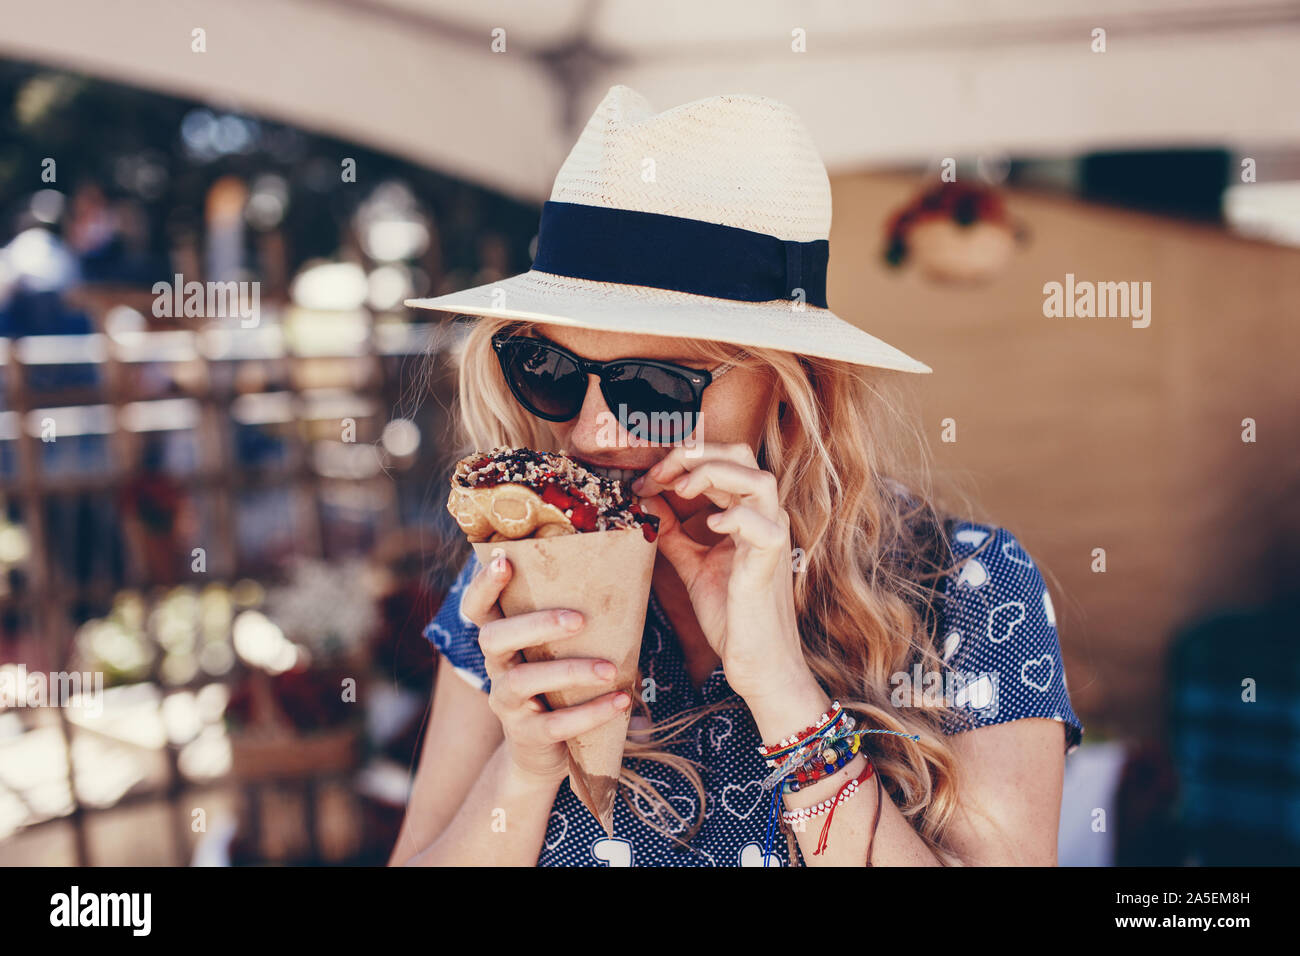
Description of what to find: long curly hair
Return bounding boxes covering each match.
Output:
[442,313,994,865]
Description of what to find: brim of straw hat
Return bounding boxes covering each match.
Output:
[405,269,932,374]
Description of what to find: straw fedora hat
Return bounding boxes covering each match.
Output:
[405,85,931,373]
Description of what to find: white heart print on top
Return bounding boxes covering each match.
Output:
[543,811,568,852]
[957,559,989,589]
[1020,654,1054,692]
[987,601,1026,643]
[721,780,764,819]
[739,842,783,867]
[591,837,633,867]
[1001,539,1035,567]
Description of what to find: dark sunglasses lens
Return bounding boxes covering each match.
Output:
[499,340,585,420]
[602,365,699,442]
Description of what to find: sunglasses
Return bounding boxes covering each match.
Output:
[491,328,745,443]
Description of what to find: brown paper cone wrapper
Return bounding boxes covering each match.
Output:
[472,527,657,836]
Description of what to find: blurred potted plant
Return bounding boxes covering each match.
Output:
[226,558,379,780]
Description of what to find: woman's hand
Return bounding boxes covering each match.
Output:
[461,549,632,784]
[632,442,815,709]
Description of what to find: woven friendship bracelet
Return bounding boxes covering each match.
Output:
[822,726,921,744]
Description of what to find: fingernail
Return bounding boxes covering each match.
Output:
[490,547,506,573]
[674,477,689,492]
[613,693,630,709]
[630,476,644,492]
[595,661,615,680]
[560,610,583,630]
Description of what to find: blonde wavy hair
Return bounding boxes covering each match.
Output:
[442,313,994,866]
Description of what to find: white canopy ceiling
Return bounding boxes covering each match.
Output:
[4,0,1299,201]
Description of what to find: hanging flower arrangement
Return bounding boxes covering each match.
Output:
[884,181,1026,284]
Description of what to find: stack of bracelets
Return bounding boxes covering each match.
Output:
[756,700,885,864]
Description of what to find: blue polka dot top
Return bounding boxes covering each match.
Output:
[423,518,1083,866]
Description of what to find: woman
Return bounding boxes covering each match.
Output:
[390,86,1082,867]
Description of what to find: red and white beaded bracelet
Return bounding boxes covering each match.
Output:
[780,757,875,826]
[757,700,843,759]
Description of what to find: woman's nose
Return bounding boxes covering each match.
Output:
[567,375,611,434]
[565,374,644,449]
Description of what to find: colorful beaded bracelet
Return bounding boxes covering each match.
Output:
[782,733,863,793]
[781,757,876,825]
[757,700,843,759]
[761,714,856,791]
[762,708,850,768]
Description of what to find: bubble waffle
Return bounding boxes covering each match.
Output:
[447,446,659,544]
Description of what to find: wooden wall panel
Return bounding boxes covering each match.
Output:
[826,172,1300,739]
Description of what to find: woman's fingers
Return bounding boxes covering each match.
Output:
[670,461,782,521]
[639,494,709,582]
[500,657,618,704]
[633,441,758,495]
[707,503,789,554]
[633,444,783,521]
[537,691,632,742]
[478,607,585,669]
[460,548,511,628]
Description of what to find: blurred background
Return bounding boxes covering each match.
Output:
[0,1,1296,866]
